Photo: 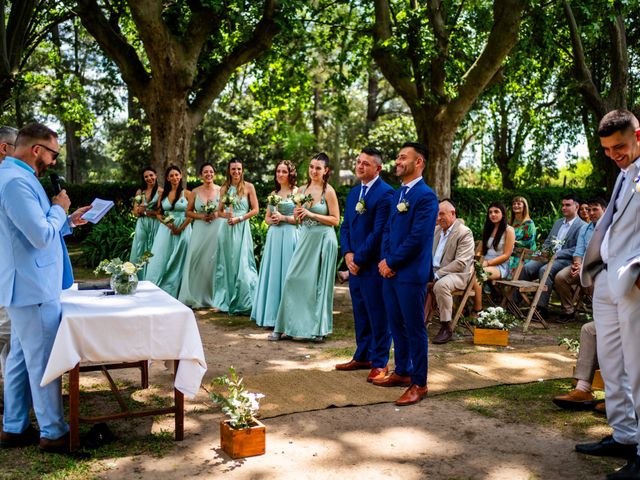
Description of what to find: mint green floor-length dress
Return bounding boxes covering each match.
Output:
[273,199,337,339]
[146,195,192,298]
[129,190,160,279]
[212,187,258,314]
[250,199,299,327]
[178,195,224,307]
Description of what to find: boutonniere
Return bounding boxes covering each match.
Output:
[355,199,366,214]
[397,200,410,213]
[633,173,640,193]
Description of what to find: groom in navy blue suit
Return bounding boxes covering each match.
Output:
[337,147,393,382]
[374,142,438,406]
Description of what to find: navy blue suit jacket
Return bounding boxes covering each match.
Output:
[340,178,393,277]
[381,179,438,284]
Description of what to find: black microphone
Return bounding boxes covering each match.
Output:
[50,172,65,195]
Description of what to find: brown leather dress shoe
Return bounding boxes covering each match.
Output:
[335,359,372,371]
[367,366,388,383]
[39,432,70,454]
[395,384,428,406]
[594,401,606,415]
[432,323,453,344]
[372,371,411,387]
[552,389,596,410]
[0,425,40,449]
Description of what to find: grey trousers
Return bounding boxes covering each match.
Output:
[593,272,640,449]
[574,321,597,383]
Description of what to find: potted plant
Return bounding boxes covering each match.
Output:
[94,251,153,295]
[471,306,519,346]
[210,367,266,459]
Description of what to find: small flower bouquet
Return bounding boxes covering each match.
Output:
[132,193,145,206]
[266,194,282,207]
[472,306,519,331]
[94,252,153,295]
[200,200,217,215]
[355,199,366,214]
[397,199,409,213]
[474,260,490,284]
[161,213,176,225]
[221,193,237,210]
[210,367,265,429]
[289,192,313,207]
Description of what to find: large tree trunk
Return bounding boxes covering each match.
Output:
[417,113,455,198]
[64,121,83,183]
[193,127,206,176]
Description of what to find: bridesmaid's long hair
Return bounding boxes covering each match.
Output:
[221,160,245,198]
[140,166,158,202]
[273,160,297,193]
[160,165,183,211]
[305,152,331,195]
[482,202,508,256]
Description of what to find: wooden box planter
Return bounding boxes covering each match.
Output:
[473,327,509,347]
[220,418,266,459]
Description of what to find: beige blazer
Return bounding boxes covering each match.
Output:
[582,161,640,299]
[432,219,475,282]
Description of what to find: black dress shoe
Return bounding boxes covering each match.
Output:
[0,425,40,448]
[432,324,453,344]
[576,435,638,459]
[607,455,640,479]
[556,312,575,324]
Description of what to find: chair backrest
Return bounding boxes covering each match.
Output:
[510,247,530,281]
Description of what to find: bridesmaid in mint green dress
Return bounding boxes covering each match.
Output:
[146,165,192,298]
[129,166,162,279]
[213,160,259,314]
[272,153,340,341]
[251,161,299,327]
[179,163,224,307]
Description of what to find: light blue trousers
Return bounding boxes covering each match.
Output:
[3,300,68,439]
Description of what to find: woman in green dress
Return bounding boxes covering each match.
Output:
[213,160,259,314]
[271,153,340,342]
[251,161,299,328]
[179,163,224,308]
[509,195,537,276]
[129,166,162,279]
[146,165,192,298]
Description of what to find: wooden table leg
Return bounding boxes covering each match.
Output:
[68,364,81,451]
[174,360,184,441]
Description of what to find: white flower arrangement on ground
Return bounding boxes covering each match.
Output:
[210,366,265,429]
[472,306,519,331]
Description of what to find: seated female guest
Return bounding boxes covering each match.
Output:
[509,195,536,274]
[472,202,515,313]
[179,163,224,308]
[271,153,339,342]
[146,165,192,298]
[129,166,162,279]
[251,161,299,328]
[213,160,259,314]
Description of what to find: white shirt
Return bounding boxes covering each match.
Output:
[432,226,452,278]
[600,157,640,263]
[359,176,379,200]
[397,176,422,204]
[556,216,578,243]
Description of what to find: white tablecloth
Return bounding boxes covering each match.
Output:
[41,281,207,398]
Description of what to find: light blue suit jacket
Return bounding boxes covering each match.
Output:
[0,158,73,307]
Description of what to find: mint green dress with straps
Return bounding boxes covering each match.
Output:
[251,198,299,327]
[146,194,191,298]
[178,194,225,307]
[274,197,337,339]
[212,186,258,314]
[129,190,160,279]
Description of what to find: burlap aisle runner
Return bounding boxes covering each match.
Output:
[246,345,575,419]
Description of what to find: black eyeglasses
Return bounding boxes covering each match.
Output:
[34,143,60,160]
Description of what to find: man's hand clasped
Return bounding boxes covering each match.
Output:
[378,258,395,278]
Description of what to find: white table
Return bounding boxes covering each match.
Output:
[41,281,207,450]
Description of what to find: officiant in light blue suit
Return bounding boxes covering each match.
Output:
[0,123,90,453]
[336,147,393,382]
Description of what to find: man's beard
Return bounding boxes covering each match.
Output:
[34,157,48,177]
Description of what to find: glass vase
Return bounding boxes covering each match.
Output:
[110,273,138,295]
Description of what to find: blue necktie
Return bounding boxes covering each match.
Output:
[398,185,409,203]
[359,184,368,201]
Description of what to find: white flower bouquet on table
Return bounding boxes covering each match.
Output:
[471,306,519,331]
[94,252,153,295]
[210,366,265,429]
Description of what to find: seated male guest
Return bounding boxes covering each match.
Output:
[553,198,606,322]
[428,199,475,344]
[336,147,393,382]
[519,194,585,318]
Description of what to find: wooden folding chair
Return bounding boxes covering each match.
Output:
[494,249,556,332]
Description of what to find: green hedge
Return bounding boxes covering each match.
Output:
[53,179,604,267]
